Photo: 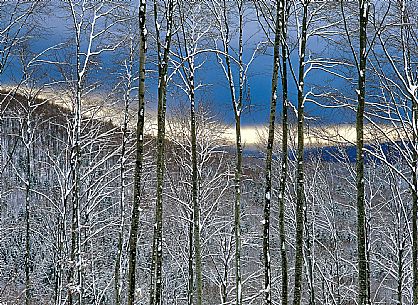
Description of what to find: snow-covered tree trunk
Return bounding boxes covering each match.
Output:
[175,3,205,301]
[412,85,418,305]
[356,1,370,304]
[115,33,136,305]
[278,1,289,303]
[68,61,83,305]
[65,1,125,303]
[23,97,32,305]
[293,2,309,305]
[67,3,84,303]
[218,1,245,302]
[190,64,203,305]
[262,0,282,303]
[127,1,147,305]
[149,1,175,304]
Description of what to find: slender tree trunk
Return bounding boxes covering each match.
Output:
[0,102,3,210]
[233,115,243,305]
[127,2,147,304]
[412,95,418,305]
[55,210,66,305]
[178,7,203,301]
[397,1,418,302]
[152,59,168,305]
[304,202,315,305]
[221,258,228,304]
[150,1,175,304]
[278,2,289,303]
[187,210,194,305]
[220,233,232,305]
[76,89,83,305]
[356,1,369,304]
[115,133,126,305]
[66,10,85,300]
[190,67,203,305]
[220,1,244,302]
[24,112,31,305]
[334,231,341,305]
[68,68,83,305]
[150,224,157,305]
[57,167,69,305]
[293,2,308,305]
[397,233,404,305]
[262,1,282,303]
[115,43,135,305]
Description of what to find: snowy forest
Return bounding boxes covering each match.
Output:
[1,0,418,304]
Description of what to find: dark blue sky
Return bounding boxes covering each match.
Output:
[0,2,355,127]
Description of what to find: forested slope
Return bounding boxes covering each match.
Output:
[0,90,414,304]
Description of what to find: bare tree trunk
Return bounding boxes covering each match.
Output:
[190,64,203,305]
[397,227,405,305]
[69,83,83,305]
[67,41,83,304]
[278,2,289,303]
[55,208,66,305]
[293,2,308,305]
[304,201,315,305]
[24,106,32,305]
[67,5,84,303]
[177,5,203,301]
[115,37,135,305]
[127,2,147,305]
[114,119,126,305]
[356,1,369,304]
[262,0,282,303]
[150,1,175,304]
[55,154,70,305]
[233,110,243,305]
[412,96,418,305]
[220,1,244,302]
[187,210,194,305]
[0,103,3,212]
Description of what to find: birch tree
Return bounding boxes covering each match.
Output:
[340,0,371,303]
[112,30,136,305]
[63,1,126,303]
[278,3,290,303]
[127,1,147,305]
[368,1,418,302]
[256,1,291,301]
[208,1,258,302]
[171,2,213,303]
[257,0,284,303]
[292,2,309,304]
[149,1,176,304]
[356,3,370,303]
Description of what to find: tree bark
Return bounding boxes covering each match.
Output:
[293,2,308,305]
[219,0,244,303]
[187,210,194,305]
[412,94,418,305]
[68,60,83,305]
[262,0,282,303]
[190,65,203,305]
[278,1,289,303]
[356,1,369,304]
[24,106,31,305]
[115,38,135,305]
[178,6,203,302]
[150,1,175,304]
[127,1,147,305]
